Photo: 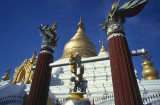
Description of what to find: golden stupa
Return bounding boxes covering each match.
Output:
[61,17,97,59]
[99,41,108,53]
[141,54,159,80]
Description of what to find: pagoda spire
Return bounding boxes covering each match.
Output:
[29,50,36,64]
[77,16,85,31]
[1,67,11,81]
[99,41,108,53]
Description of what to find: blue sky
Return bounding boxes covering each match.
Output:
[0,0,160,80]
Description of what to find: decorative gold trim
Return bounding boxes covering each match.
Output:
[65,93,89,101]
[12,51,36,84]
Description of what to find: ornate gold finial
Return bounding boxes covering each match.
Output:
[1,67,11,81]
[111,1,119,12]
[77,16,85,31]
[140,54,151,62]
[140,54,159,80]
[29,50,36,64]
[99,41,108,53]
[52,22,57,32]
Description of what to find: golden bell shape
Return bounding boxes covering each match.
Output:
[141,60,159,80]
[61,17,97,59]
[99,41,108,53]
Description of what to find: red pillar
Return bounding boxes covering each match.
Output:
[25,23,59,105]
[93,98,94,105]
[26,43,54,105]
[107,24,143,105]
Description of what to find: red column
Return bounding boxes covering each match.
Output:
[26,43,54,105]
[107,24,143,105]
[93,98,94,105]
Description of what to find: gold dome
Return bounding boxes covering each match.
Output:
[99,41,108,53]
[141,55,159,80]
[61,17,97,59]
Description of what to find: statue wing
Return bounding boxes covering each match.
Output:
[118,0,148,17]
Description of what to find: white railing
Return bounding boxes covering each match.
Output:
[51,92,160,105]
[90,94,114,105]
[142,92,160,105]
[0,95,24,104]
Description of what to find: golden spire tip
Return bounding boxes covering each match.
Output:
[77,16,85,31]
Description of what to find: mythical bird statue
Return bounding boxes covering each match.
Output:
[38,22,59,47]
[100,0,149,31]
